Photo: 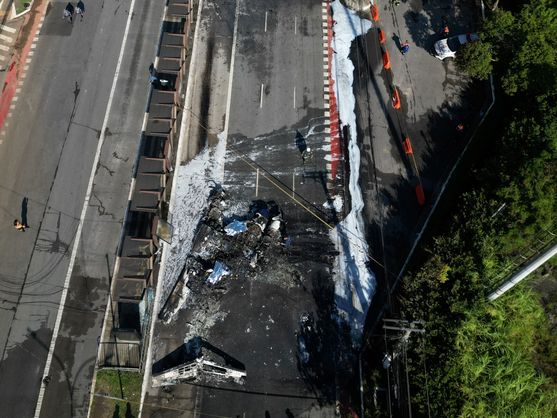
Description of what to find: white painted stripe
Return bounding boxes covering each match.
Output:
[259,83,264,108]
[0,44,9,51]
[12,96,18,101]
[325,111,330,117]
[9,103,15,109]
[0,33,12,42]
[264,10,268,32]
[28,51,34,56]
[33,0,138,415]
[293,86,296,108]
[25,57,32,63]
[7,112,11,118]
[23,64,29,71]
[0,24,16,33]
[30,43,37,49]
[294,16,297,35]
[33,36,39,42]
[0,55,6,62]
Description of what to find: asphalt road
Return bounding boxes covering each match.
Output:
[144,0,342,416]
[0,0,165,416]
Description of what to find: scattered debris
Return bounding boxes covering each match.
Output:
[159,188,293,327]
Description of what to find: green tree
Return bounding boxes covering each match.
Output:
[449,290,557,417]
[457,41,493,80]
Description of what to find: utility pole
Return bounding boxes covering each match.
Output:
[383,319,425,418]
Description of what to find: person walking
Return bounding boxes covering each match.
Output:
[400,40,410,55]
[13,219,26,232]
[76,0,85,21]
[63,2,75,23]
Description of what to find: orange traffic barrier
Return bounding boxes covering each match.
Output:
[415,184,425,206]
[382,50,391,69]
[371,4,379,21]
[378,29,386,44]
[403,137,413,154]
[391,87,401,109]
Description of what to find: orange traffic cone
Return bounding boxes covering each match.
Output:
[371,4,379,21]
[403,137,413,154]
[378,28,386,44]
[392,87,401,109]
[382,50,391,69]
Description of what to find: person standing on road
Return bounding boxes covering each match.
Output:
[76,0,85,21]
[400,40,410,55]
[13,219,26,232]
[63,2,75,23]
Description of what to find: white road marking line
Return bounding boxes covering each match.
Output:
[0,55,6,62]
[260,83,264,108]
[9,103,15,109]
[12,96,17,101]
[28,51,34,56]
[0,33,12,42]
[0,44,9,51]
[24,64,29,71]
[25,57,32,63]
[294,16,297,34]
[293,86,296,108]
[33,0,138,415]
[30,43,36,49]
[33,36,39,42]
[264,10,268,32]
[0,24,16,33]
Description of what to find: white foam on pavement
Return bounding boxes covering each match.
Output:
[160,134,227,308]
[329,0,376,344]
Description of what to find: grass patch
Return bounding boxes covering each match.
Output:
[90,370,143,418]
[14,0,31,14]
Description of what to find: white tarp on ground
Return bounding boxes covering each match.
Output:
[329,0,376,344]
[160,134,227,305]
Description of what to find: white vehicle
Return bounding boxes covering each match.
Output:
[434,33,479,60]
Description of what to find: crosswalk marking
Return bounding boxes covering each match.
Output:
[0,24,15,33]
[0,33,12,42]
[0,44,8,51]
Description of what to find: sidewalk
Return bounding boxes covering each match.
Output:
[0,0,47,139]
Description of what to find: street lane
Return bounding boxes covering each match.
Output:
[0,0,165,416]
[144,0,341,416]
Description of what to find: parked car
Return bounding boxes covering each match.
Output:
[434,33,479,60]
